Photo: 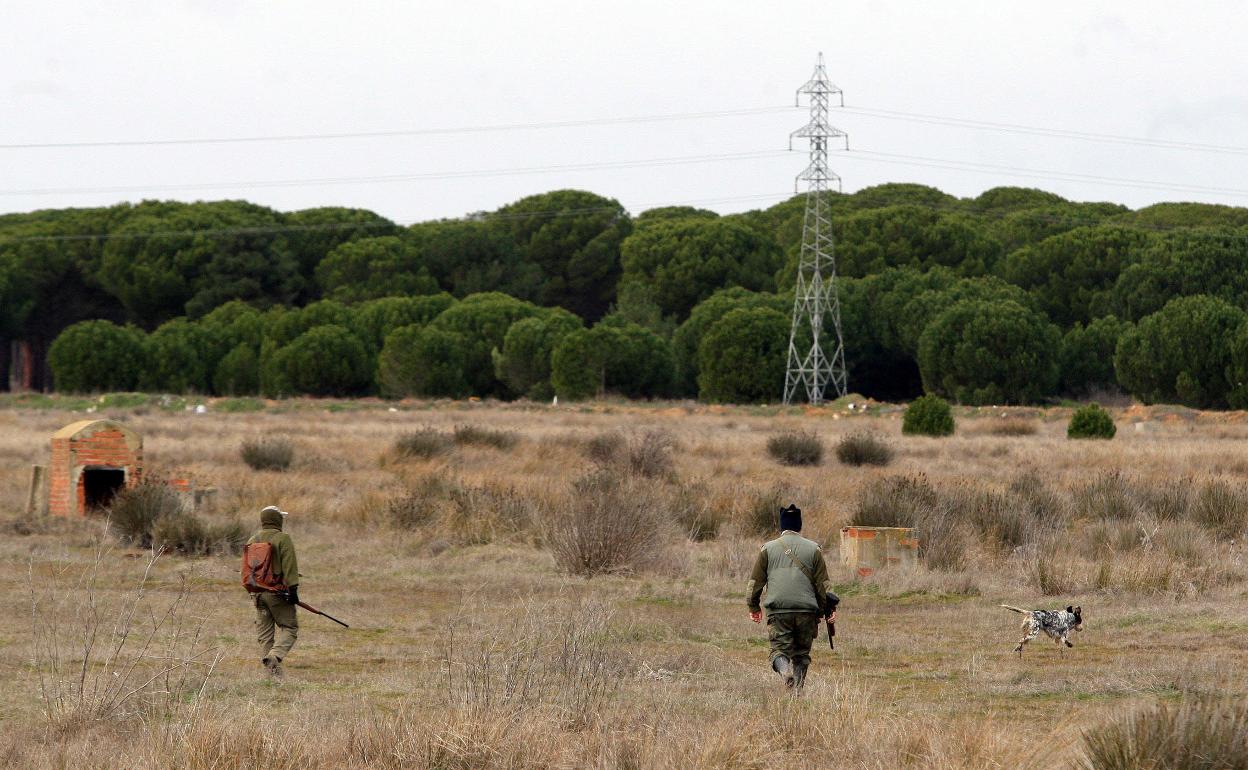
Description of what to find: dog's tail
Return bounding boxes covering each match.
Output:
[1000,604,1029,614]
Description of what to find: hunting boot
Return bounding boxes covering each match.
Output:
[791,663,808,691]
[263,656,285,681]
[771,655,795,688]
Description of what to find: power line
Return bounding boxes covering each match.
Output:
[0,149,791,197]
[842,149,1248,199]
[840,104,1248,157]
[0,191,795,244]
[0,106,793,150]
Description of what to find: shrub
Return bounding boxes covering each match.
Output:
[744,484,790,535]
[1073,472,1139,521]
[151,513,207,555]
[1191,480,1248,540]
[669,482,722,541]
[1068,403,1116,439]
[142,319,219,394]
[393,428,452,459]
[850,475,967,571]
[1077,697,1248,770]
[492,310,583,399]
[902,394,955,436]
[204,519,247,554]
[48,320,148,393]
[551,322,674,401]
[452,424,519,450]
[583,432,625,466]
[240,437,294,471]
[627,430,675,478]
[543,471,670,576]
[107,482,185,548]
[835,431,893,466]
[1060,316,1128,395]
[766,430,823,466]
[387,475,450,529]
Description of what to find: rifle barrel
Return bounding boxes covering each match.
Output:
[296,600,350,628]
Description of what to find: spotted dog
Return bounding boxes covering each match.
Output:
[1001,604,1083,657]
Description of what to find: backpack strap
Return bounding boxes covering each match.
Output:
[783,545,816,586]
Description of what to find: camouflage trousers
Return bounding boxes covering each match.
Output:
[255,592,298,662]
[767,611,820,669]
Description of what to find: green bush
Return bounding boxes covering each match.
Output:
[240,437,295,471]
[1115,295,1245,408]
[264,325,372,397]
[902,394,955,436]
[1077,697,1248,770]
[917,298,1061,405]
[427,292,546,397]
[377,325,470,399]
[492,310,583,399]
[48,320,149,394]
[766,430,823,466]
[672,288,788,397]
[1060,316,1128,396]
[1067,403,1116,440]
[835,431,894,466]
[550,321,674,401]
[213,343,260,396]
[697,307,790,404]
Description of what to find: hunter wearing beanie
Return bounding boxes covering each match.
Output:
[745,503,839,689]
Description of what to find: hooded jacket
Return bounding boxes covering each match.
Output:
[247,510,299,588]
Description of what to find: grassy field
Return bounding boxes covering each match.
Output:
[1,395,1247,768]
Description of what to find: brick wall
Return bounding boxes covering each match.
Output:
[48,421,143,517]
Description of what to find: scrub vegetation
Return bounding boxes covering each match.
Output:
[1,397,1247,768]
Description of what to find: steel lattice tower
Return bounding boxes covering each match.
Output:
[783,53,849,406]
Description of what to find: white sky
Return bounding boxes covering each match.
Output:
[3,1,1247,222]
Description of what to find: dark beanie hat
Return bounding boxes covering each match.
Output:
[780,504,802,532]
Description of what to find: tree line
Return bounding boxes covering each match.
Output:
[7,183,1248,406]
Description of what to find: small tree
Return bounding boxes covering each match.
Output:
[213,343,260,396]
[1068,403,1116,440]
[48,320,148,393]
[264,325,372,397]
[377,325,470,398]
[697,307,789,404]
[903,394,955,436]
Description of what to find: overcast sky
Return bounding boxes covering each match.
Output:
[3,1,1247,222]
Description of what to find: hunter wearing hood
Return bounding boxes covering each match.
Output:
[247,505,300,678]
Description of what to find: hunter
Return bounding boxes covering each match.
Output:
[246,505,300,679]
[747,503,838,690]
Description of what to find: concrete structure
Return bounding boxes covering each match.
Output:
[840,526,919,577]
[47,419,142,517]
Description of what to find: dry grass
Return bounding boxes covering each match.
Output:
[1,398,1247,768]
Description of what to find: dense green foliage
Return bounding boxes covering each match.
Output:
[918,299,1061,405]
[13,183,1248,407]
[1067,403,1117,439]
[1114,295,1246,408]
[47,320,148,393]
[902,394,955,436]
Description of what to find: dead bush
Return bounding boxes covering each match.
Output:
[239,437,294,471]
[388,475,451,529]
[108,481,185,548]
[583,431,625,465]
[541,470,672,577]
[1191,479,1248,540]
[668,481,723,541]
[1073,471,1140,521]
[766,430,823,466]
[835,431,894,467]
[452,424,519,450]
[626,430,676,478]
[449,481,538,542]
[1077,697,1248,770]
[393,428,452,459]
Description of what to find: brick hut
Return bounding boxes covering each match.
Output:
[48,419,143,517]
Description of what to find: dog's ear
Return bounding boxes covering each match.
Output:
[1074,605,1081,616]
[1066,605,1073,613]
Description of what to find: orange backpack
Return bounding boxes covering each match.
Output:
[241,542,286,593]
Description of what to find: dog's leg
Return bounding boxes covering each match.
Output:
[1014,618,1038,656]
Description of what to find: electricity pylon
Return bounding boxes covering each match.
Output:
[783,53,848,405]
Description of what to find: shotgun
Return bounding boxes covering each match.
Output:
[827,618,835,650]
[295,600,350,628]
